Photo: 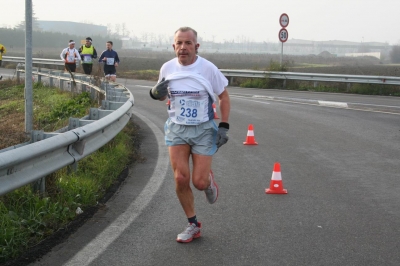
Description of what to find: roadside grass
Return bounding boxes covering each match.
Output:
[236,61,400,96]
[0,125,135,263]
[0,81,138,263]
[119,69,159,81]
[0,81,93,149]
[291,63,332,68]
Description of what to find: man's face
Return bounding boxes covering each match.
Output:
[173,30,199,66]
[85,40,91,47]
[106,43,112,50]
[69,43,75,49]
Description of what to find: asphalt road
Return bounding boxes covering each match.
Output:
[11,75,400,266]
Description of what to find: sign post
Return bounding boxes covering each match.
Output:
[279,13,289,67]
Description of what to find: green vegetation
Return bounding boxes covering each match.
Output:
[0,82,137,263]
[236,60,400,96]
[239,60,289,89]
[0,82,94,148]
[120,69,159,81]
[0,125,134,262]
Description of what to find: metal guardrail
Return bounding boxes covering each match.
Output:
[4,56,400,86]
[3,56,65,66]
[219,69,400,86]
[0,66,134,196]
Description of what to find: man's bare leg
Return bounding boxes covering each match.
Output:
[169,145,195,218]
[192,154,212,190]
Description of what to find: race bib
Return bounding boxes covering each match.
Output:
[175,97,205,125]
[106,58,115,65]
[83,55,92,63]
[67,55,75,62]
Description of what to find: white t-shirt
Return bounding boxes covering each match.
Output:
[159,56,228,125]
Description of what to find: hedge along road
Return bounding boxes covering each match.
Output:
[20,78,400,266]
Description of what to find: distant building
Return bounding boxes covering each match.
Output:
[37,21,107,36]
[285,39,390,57]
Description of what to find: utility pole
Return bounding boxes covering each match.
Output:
[25,0,33,134]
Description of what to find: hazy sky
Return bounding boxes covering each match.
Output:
[1,0,399,44]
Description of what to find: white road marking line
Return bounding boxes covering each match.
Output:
[65,112,169,266]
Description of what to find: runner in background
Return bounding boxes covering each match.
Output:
[0,43,6,80]
[60,40,81,73]
[79,37,97,75]
[98,41,120,82]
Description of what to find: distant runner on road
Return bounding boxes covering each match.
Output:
[60,40,81,73]
[0,42,6,80]
[78,37,97,75]
[98,41,120,82]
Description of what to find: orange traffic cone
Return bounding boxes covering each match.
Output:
[212,103,220,119]
[265,162,288,194]
[243,124,258,145]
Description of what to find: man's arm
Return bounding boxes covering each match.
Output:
[113,52,119,67]
[92,47,97,59]
[75,49,81,61]
[60,49,66,61]
[215,88,231,149]
[218,89,230,123]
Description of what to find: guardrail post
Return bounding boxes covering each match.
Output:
[81,79,87,92]
[314,81,318,88]
[283,79,287,89]
[17,70,21,84]
[67,163,78,174]
[37,68,42,83]
[31,130,46,196]
[60,79,64,90]
[91,87,96,100]
[230,76,234,85]
[347,83,351,92]
[71,81,75,94]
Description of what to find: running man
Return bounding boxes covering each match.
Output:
[78,37,97,75]
[0,42,6,80]
[149,26,230,243]
[60,40,81,73]
[98,41,120,82]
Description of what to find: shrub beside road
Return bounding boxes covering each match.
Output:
[0,81,138,264]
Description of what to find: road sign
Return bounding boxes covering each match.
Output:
[280,13,289,28]
[279,28,289,43]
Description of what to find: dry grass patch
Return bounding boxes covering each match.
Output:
[0,113,29,149]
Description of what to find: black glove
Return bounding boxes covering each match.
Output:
[150,78,169,99]
[216,122,229,148]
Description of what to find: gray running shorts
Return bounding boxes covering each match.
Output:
[164,118,218,156]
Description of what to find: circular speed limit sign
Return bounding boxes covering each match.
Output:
[279,13,289,28]
[279,28,289,43]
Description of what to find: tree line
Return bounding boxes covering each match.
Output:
[0,28,122,51]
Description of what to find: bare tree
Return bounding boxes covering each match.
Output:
[121,23,126,36]
[115,24,121,36]
[15,4,42,31]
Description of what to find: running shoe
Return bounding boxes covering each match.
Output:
[205,170,219,204]
[176,222,202,243]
